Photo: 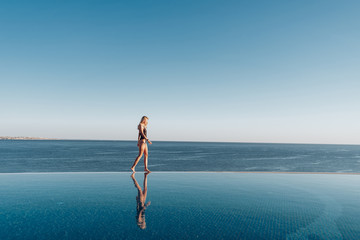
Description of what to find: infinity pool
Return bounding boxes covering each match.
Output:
[0,172,359,239]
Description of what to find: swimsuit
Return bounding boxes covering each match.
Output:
[139,126,147,140]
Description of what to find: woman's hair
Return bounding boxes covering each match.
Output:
[140,116,148,124]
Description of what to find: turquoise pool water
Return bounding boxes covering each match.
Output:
[0,172,359,239]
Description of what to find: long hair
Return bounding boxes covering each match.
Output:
[140,116,148,124]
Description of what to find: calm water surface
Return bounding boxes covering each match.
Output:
[0,172,359,239]
[1,140,360,172]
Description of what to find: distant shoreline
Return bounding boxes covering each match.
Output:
[0,136,58,140]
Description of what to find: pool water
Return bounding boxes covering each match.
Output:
[0,172,359,239]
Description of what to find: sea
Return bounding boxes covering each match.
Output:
[1,140,360,173]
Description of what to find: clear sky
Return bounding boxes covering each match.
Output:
[1,0,359,144]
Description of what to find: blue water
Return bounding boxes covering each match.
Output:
[0,172,359,239]
[0,140,360,173]
[1,141,360,239]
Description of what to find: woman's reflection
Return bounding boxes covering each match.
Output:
[131,172,151,229]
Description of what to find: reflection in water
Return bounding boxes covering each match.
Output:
[131,172,151,229]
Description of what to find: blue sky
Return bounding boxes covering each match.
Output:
[1,0,359,144]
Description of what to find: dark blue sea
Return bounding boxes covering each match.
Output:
[1,140,360,173]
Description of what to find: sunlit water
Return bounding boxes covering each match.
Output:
[1,140,360,172]
[0,172,359,239]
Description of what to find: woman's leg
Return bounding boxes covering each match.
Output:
[131,142,146,172]
[144,143,151,172]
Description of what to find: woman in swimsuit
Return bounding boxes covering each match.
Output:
[131,116,152,173]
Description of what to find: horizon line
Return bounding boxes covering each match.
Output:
[1,136,359,146]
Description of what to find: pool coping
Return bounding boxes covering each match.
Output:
[0,171,359,175]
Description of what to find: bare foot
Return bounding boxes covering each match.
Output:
[131,167,135,173]
[144,169,151,173]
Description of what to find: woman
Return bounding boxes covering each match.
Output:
[131,116,152,173]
